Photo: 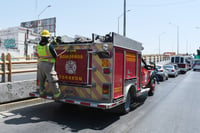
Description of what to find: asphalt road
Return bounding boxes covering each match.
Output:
[12,72,36,81]
[1,72,36,82]
[0,70,200,133]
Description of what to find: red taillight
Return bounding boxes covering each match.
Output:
[159,70,163,72]
[171,69,174,72]
[36,80,39,86]
[97,105,106,109]
[103,68,111,74]
[102,83,111,94]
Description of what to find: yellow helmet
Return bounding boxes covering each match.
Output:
[40,29,50,37]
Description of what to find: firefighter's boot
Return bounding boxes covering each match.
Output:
[39,90,45,96]
[53,92,61,100]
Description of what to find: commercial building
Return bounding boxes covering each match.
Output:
[0,27,38,58]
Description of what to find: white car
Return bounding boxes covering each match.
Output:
[164,64,179,77]
[193,60,200,71]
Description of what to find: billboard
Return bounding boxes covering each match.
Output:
[21,17,56,34]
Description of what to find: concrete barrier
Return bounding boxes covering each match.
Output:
[0,80,36,103]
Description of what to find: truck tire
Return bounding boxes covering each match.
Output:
[115,91,132,114]
[148,79,155,96]
[161,76,164,81]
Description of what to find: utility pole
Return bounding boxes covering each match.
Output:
[158,32,166,55]
[25,29,29,59]
[123,0,126,36]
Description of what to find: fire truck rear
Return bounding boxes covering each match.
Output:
[30,32,155,114]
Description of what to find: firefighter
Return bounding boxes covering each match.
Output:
[37,29,61,99]
[151,63,160,84]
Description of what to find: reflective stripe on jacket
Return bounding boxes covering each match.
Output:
[37,43,56,63]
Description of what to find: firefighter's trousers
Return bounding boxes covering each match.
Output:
[37,61,60,94]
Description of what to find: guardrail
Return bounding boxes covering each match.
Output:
[0,53,37,82]
[143,54,170,63]
[0,53,170,83]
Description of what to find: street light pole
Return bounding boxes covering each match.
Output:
[158,32,166,55]
[123,0,126,36]
[38,5,51,19]
[118,10,131,34]
[177,26,179,55]
[37,5,51,34]
[169,23,179,55]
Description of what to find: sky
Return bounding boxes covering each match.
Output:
[1,0,200,54]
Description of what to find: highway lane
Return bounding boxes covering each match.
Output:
[0,70,200,133]
[12,72,36,81]
[1,72,36,82]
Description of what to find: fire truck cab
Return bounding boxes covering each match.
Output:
[30,32,155,114]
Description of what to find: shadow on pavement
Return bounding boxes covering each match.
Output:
[3,102,123,132]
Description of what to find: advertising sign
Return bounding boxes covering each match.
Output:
[0,27,18,49]
[56,49,91,85]
[21,17,56,34]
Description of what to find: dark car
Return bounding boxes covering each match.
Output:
[193,59,200,71]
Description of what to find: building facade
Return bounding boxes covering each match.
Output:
[0,27,38,58]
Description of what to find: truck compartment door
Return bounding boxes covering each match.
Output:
[114,48,124,99]
[125,52,136,79]
[137,54,141,90]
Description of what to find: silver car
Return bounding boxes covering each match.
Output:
[156,64,168,81]
[193,60,200,71]
[164,64,179,77]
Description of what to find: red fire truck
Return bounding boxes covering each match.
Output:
[30,32,155,114]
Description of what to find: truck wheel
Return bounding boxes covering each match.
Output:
[117,92,131,114]
[162,76,165,81]
[124,92,131,113]
[148,79,155,96]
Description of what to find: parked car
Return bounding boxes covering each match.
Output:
[164,64,179,77]
[156,64,168,81]
[193,59,200,71]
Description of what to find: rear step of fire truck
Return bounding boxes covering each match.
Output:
[29,92,126,110]
[29,87,150,110]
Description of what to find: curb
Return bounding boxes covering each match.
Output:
[0,98,50,112]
